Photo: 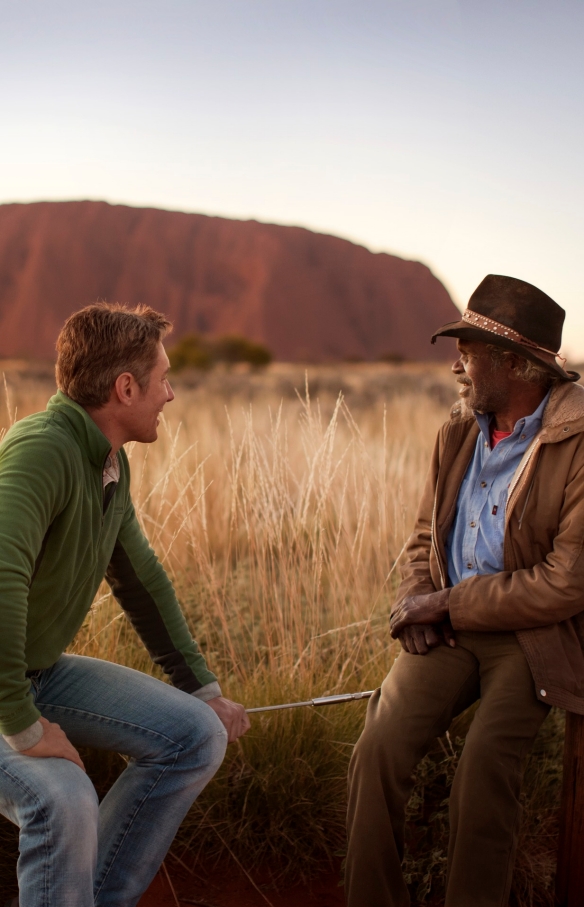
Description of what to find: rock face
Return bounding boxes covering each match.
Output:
[0,201,459,361]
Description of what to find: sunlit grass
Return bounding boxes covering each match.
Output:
[0,365,563,903]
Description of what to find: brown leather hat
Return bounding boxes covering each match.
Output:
[432,274,579,382]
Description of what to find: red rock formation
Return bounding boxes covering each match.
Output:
[0,201,459,361]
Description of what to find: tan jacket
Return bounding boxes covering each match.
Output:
[395,381,584,713]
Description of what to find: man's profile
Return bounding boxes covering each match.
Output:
[0,303,250,907]
[346,275,584,906]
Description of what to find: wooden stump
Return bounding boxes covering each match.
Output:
[556,711,584,905]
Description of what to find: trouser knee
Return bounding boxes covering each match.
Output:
[173,700,228,778]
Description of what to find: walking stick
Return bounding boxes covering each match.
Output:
[247,690,375,713]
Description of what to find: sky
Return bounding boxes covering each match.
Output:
[2,0,584,357]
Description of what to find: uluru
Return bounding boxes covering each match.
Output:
[0,201,459,362]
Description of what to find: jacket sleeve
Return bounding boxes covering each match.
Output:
[449,456,584,631]
[105,499,218,693]
[392,431,442,611]
[0,430,69,736]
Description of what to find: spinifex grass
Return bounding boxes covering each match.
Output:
[0,367,565,902]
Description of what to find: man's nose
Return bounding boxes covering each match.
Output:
[166,381,175,402]
[452,357,465,375]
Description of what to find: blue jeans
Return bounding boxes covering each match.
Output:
[0,655,227,907]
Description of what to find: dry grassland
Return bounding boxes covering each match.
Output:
[0,362,565,905]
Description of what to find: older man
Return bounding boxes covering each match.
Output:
[346,275,584,907]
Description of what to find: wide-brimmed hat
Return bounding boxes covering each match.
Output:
[432,274,579,382]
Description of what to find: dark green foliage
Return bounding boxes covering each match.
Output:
[167,334,213,371]
[167,333,272,371]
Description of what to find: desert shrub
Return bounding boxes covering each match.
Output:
[167,334,213,371]
[168,332,272,371]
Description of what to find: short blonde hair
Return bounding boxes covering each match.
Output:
[56,303,172,407]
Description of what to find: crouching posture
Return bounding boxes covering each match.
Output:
[0,304,250,907]
[346,275,584,906]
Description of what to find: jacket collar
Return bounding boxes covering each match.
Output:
[449,381,584,444]
[46,391,112,469]
[540,382,584,442]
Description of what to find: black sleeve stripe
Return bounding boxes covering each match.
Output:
[105,540,203,693]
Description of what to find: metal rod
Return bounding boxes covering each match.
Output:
[247,690,375,714]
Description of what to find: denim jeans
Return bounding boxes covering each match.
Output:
[0,655,228,907]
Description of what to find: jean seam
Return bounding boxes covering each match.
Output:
[93,749,179,897]
[0,766,51,907]
[34,704,188,749]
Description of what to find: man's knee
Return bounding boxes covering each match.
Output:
[19,759,99,843]
[173,697,228,776]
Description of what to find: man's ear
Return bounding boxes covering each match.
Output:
[113,372,136,406]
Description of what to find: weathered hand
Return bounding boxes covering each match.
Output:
[390,590,451,639]
[397,622,456,655]
[21,717,86,771]
[206,696,251,744]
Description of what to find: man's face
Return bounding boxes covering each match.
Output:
[126,342,175,443]
[452,340,512,414]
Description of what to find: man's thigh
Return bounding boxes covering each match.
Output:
[32,655,222,759]
[377,642,480,738]
[460,631,550,752]
[355,642,480,771]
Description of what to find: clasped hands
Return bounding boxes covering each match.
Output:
[389,589,454,656]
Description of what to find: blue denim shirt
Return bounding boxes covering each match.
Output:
[446,391,550,586]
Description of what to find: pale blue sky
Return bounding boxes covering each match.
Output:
[2,0,583,356]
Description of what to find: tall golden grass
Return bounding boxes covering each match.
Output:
[0,364,563,904]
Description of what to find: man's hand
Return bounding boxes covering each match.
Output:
[206,697,251,744]
[21,717,85,771]
[390,590,451,639]
[397,623,456,655]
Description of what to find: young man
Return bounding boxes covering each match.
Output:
[0,304,250,907]
[346,275,584,906]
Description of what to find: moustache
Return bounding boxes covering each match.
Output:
[456,378,472,387]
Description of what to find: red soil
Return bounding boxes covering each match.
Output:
[138,861,346,907]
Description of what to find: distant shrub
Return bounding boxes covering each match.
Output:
[213,335,272,367]
[168,334,213,371]
[167,333,272,371]
[377,352,406,364]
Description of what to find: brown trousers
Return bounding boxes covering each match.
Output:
[346,631,550,907]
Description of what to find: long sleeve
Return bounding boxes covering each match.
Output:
[105,501,218,693]
[0,432,69,735]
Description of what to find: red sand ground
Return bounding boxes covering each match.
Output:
[138,862,346,907]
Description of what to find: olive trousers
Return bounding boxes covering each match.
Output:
[346,631,550,907]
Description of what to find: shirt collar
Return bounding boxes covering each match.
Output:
[475,389,551,446]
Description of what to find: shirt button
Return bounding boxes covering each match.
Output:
[480,481,487,488]
[540,689,547,697]
[484,442,488,447]
[466,563,472,569]
[470,521,476,527]
[521,434,526,440]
